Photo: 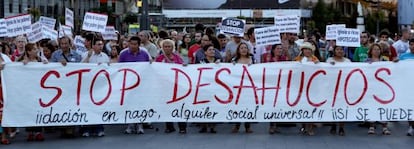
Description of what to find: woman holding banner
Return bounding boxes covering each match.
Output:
[231,42,255,134]
[0,46,12,144]
[295,42,319,136]
[17,43,47,141]
[155,39,187,134]
[195,44,220,133]
[262,43,288,134]
[326,45,350,136]
[365,43,392,135]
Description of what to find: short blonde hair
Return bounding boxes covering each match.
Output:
[15,35,27,44]
[160,39,175,51]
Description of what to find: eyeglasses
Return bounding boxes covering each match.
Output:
[360,36,368,38]
[253,47,256,54]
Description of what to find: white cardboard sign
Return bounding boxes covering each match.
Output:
[39,16,56,29]
[81,12,108,33]
[5,14,32,37]
[0,19,7,37]
[102,26,117,40]
[42,26,58,41]
[274,15,300,33]
[27,22,43,43]
[336,28,361,47]
[326,24,346,40]
[65,8,74,29]
[254,26,281,46]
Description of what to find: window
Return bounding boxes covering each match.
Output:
[9,0,13,13]
[18,0,22,13]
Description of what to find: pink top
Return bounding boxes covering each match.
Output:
[155,53,184,64]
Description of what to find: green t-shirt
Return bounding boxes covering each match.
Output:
[353,45,369,62]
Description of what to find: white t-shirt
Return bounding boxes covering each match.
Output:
[1,53,12,63]
[392,39,409,56]
[82,51,110,63]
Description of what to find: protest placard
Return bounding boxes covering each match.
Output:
[74,35,87,53]
[102,26,117,40]
[82,12,108,33]
[65,8,74,29]
[42,26,58,41]
[2,62,414,127]
[27,22,43,43]
[0,19,7,37]
[219,17,245,37]
[39,16,56,29]
[336,28,361,47]
[326,24,346,40]
[254,26,281,46]
[274,15,300,33]
[5,14,32,37]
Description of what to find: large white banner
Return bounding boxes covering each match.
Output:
[336,28,361,47]
[0,19,8,37]
[5,14,32,37]
[254,26,281,46]
[82,12,108,33]
[65,8,74,29]
[39,16,56,29]
[2,62,414,127]
[274,15,300,33]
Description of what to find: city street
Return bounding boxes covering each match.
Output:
[2,122,413,149]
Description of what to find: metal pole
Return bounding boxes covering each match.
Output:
[140,0,149,30]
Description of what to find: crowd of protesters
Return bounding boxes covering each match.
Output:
[0,23,413,144]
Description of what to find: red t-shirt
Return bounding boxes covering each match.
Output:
[188,44,200,64]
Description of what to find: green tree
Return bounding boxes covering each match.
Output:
[311,0,335,33]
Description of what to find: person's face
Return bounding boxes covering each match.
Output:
[201,35,211,46]
[122,41,129,49]
[60,38,71,51]
[111,48,118,56]
[273,45,283,56]
[329,40,336,47]
[43,47,52,59]
[93,41,104,53]
[302,48,312,57]
[162,42,174,55]
[138,32,147,42]
[184,35,191,43]
[16,40,26,49]
[28,47,38,57]
[371,45,381,57]
[409,42,414,53]
[129,40,139,51]
[402,31,410,39]
[380,35,388,42]
[239,44,249,56]
[218,38,227,47]
[334,47,344,57]
[171,32,178,40]
[84,40,91,48]
[360,33,368,45]
[233,37,242,43]
[205,46,215,57]
[288,33,297,42]
[194,33,202,42]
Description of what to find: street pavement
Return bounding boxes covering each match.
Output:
[1,122,413,149]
